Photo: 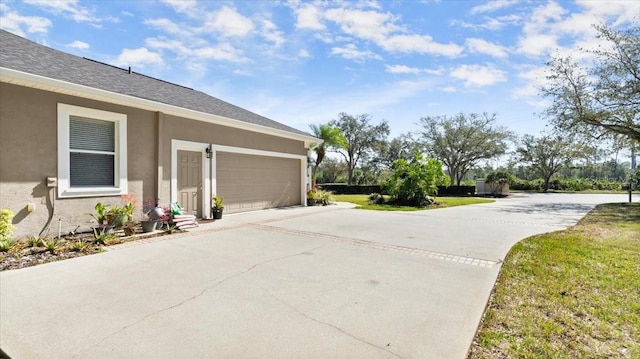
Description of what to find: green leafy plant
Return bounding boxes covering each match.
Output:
[43,238,64,254]
[26,235,46,248]
[92,228,117,245]
[212,196,224,209]
[0,238,16,252]
[486,171,515,197]
[315,190,335,205]
[384,153,448,207]
[89,200,136,229]
[165,224,177,234]
[0,209,14,242]
[68,239,90,253]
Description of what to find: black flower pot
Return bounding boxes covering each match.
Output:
[212,208,224,220]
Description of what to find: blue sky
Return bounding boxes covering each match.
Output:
[1,0,638,139]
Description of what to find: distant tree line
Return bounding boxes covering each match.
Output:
[309,23,638,196]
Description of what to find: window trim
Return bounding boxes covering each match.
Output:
[57,103,127,198]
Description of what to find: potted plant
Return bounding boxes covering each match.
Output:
[89,202,115,233]
[141,197,163,233]
[307,189,318,206]
[212,196,224,219]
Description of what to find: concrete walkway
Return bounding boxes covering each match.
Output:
[0,193,628,358]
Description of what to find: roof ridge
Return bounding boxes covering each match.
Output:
[81,57,194,91]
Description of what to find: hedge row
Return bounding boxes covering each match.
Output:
[319,184,382,194]
[318,184,476,196]
[436,185,476,196]
[511,178,623,191]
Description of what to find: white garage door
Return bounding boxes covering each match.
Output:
[216,152,302,213]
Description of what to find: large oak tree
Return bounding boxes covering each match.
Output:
[332,113,389,185]
[541,24,640,142]
[516,134,576,192]
[417,112,512,186]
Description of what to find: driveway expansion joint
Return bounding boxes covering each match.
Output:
[248,223,499,268]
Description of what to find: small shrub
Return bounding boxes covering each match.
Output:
[68,239,90,253]
[0,238,16,252]
[165,224,177,234]
[315,190,335,205]
[43,238,65,254]
[92,228,117,245]
[384,154,447,207]
[0,209,14,242]
[26,235,46,248]
[368,193,385,204]
[486,171,515,196]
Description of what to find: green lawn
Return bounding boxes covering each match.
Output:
[333,194,494,211]
[469,203,640,358]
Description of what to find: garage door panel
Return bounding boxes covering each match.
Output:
[217,152,301,213]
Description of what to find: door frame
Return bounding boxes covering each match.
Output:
[171,139,211,218]
[210,144,307,209]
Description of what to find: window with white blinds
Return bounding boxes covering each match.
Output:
[57,104,127,198]
[69,116,115,187]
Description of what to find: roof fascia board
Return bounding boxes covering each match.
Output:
[0,67,320,147]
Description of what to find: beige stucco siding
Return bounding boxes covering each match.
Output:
[1,83,309,238]
[0,83,157,238]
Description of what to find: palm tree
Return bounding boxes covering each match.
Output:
[309,122,345,186]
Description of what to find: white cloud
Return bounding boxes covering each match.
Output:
[331,44,382,62]
[294,4,325,30]
[381,35,463,57]
[260,19,285,47]
[0,5,51,36]
[145,37,192,57]
[144,18,193,37]
[202,6,254,37]
[512,65,547,99]
[325,8,399,43]
[114,47,164,68]
[145,36,249,63]
[385,64,444,75]
[385,64,423,75]
[470,0,520,15]
[23,0,112,26]
[233,69,251,76]
[465,38,509,58]
[195,43,250,62]
[450,64,507,88]
[575,0,640,25]
[298,49,311,58]
[516,1,567,57]
[67,40,89,50]
[517,33,559,57]
[159,0,199,18]
[442,86,457,93]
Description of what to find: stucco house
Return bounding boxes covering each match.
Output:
[0,30,319,238]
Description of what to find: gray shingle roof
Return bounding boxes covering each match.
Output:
[0,30,310,137]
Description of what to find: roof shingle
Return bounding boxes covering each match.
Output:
[0,30,310,137]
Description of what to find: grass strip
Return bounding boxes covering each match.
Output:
[333,194,494,211]
[469,203,640,359]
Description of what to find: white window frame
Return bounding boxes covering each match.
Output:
[57,103,127,198]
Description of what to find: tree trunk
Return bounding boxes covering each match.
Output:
[543,175,551,192]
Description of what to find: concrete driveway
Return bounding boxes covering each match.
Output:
[0,193,629,358]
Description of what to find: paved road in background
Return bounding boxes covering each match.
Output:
[0,193,629,358]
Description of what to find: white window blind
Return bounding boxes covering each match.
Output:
[69,116,116,187]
